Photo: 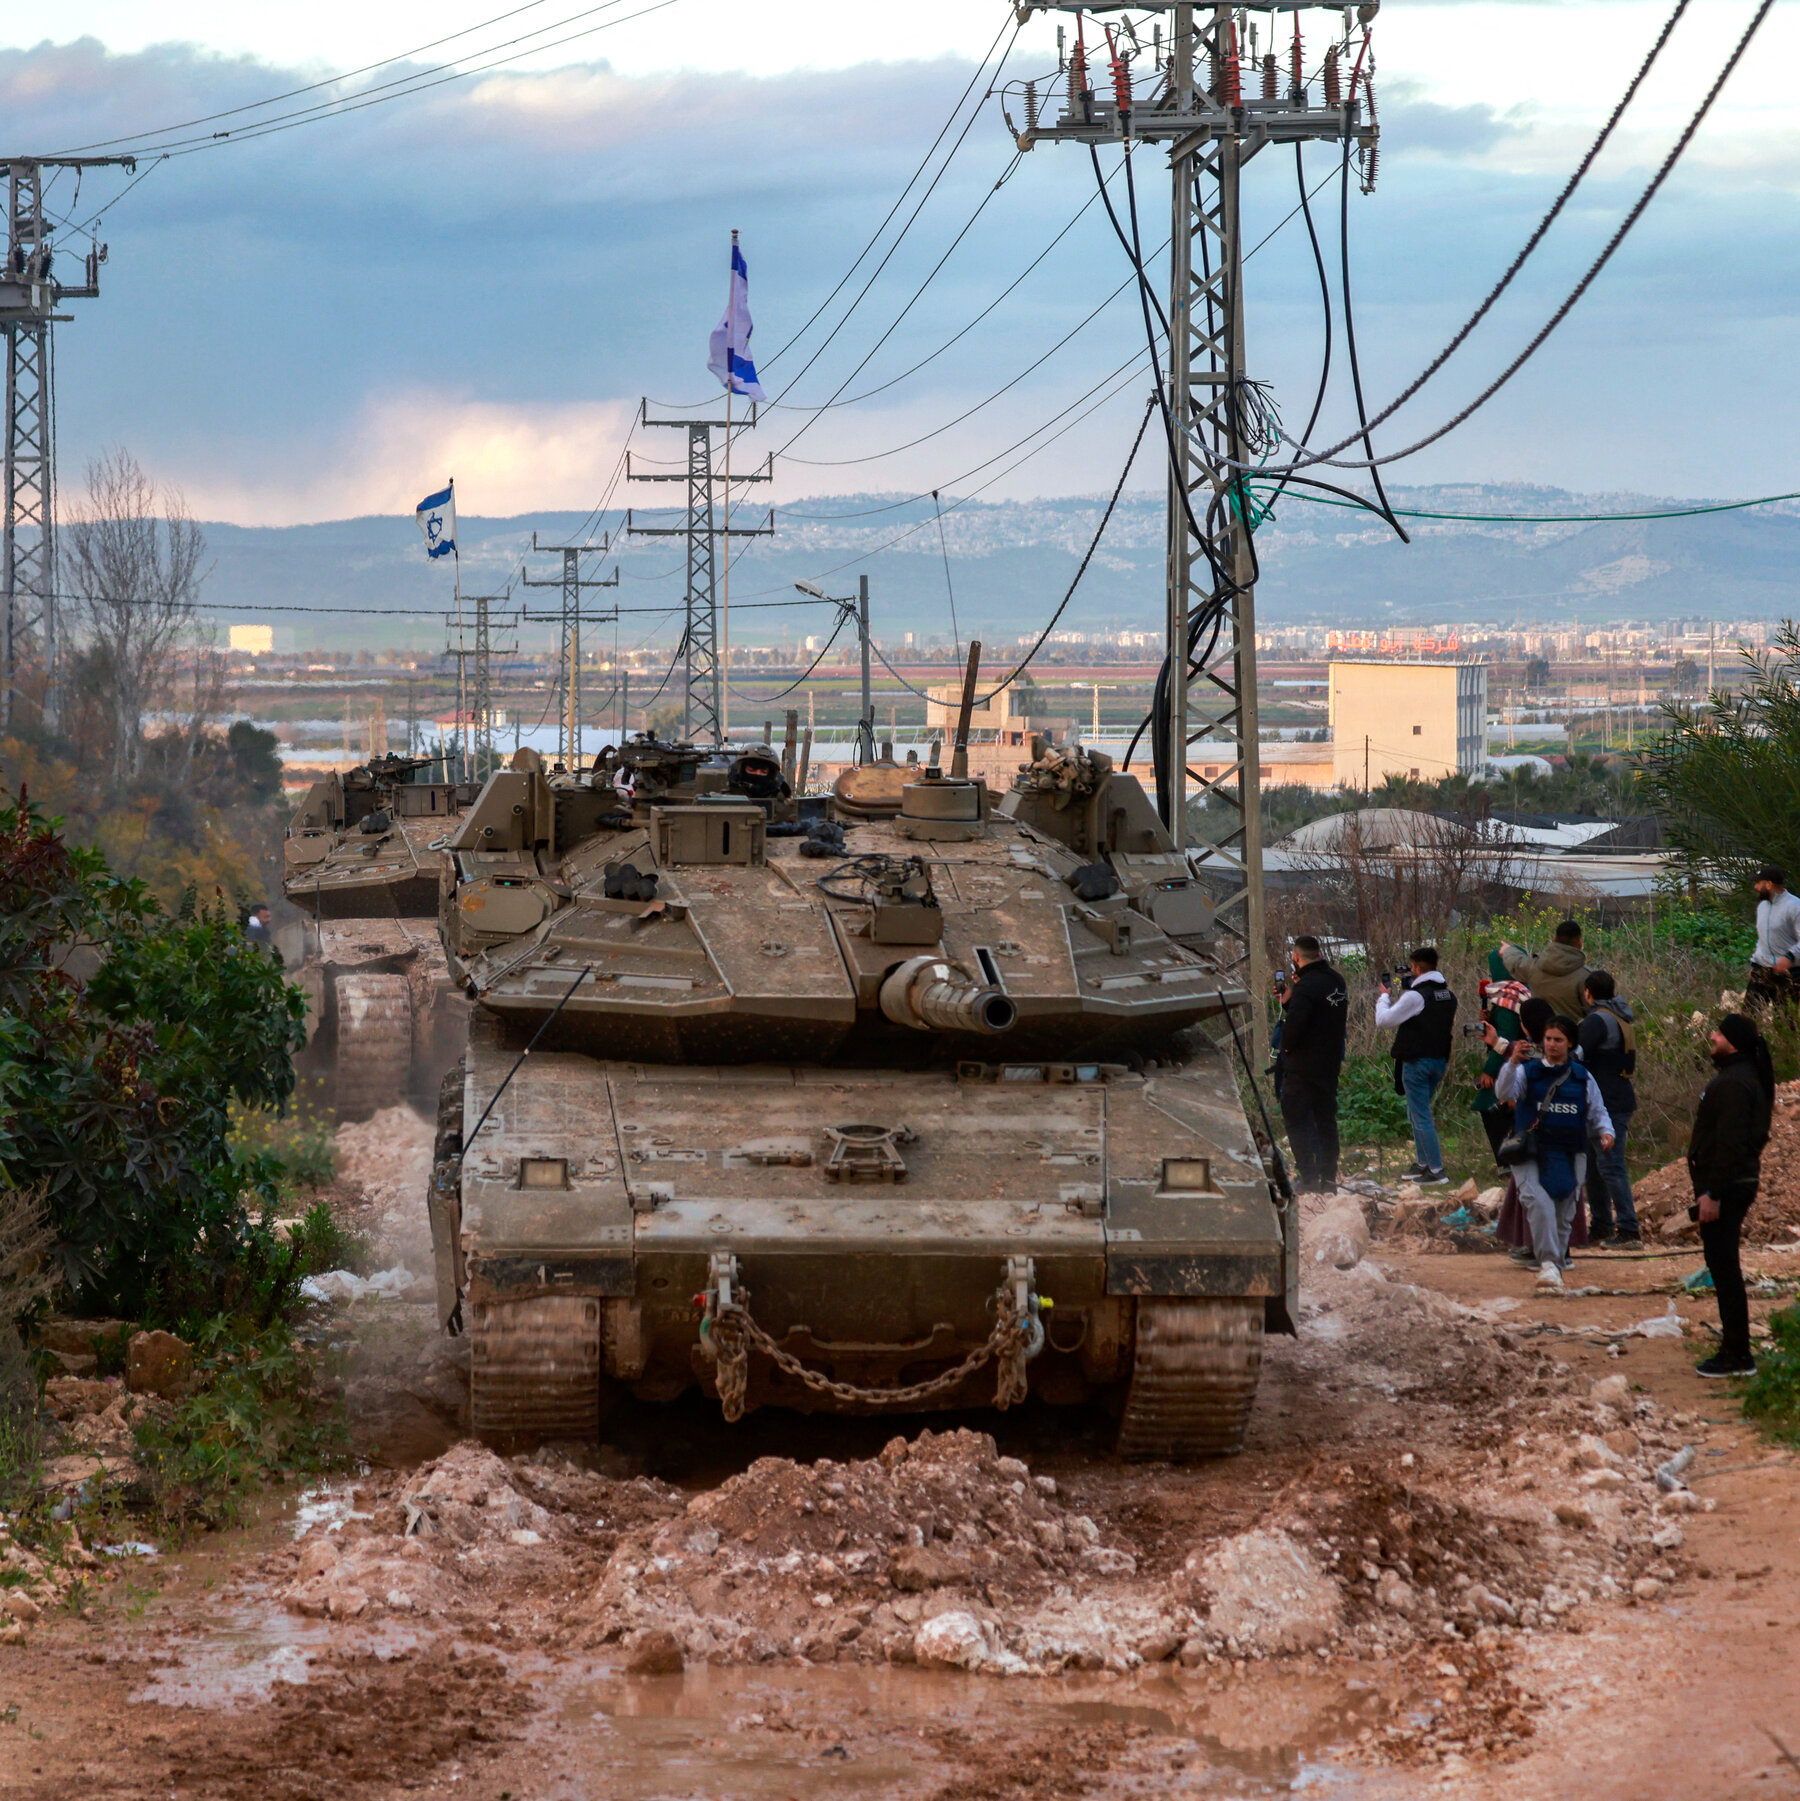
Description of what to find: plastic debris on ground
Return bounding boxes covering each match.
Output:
[300,1266,415,1304]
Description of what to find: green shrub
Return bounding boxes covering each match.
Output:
[133,1321,346,1531]
[1662,906,1756,964]
[1740,1303,1800,1446]
[286,1200,372,1279]
[0,793,307,1320]
[232,1102,336,1195]
[1337,1053,1410,1145]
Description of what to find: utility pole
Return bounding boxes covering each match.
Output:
[1,153,135,734]
[627,401,772,745]
[464,591,519,779]
[795,577,874,763]
[520,536,615,772]
[1010,2,1378,1018]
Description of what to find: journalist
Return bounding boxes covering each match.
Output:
[1274,935,1349,1192]
[1375,946,1457,1185]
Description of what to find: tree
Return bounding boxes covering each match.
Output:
[1523,656,1550,691]
[1642,621,1800,893]
[0,791,306,1318]
[61,449,207,789]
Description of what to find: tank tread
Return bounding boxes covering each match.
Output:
[470,1295,602,1443]
[332,971,413,1119]
[1116,1297,1262,1461]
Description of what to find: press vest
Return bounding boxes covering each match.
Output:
[1520,1057,1592,1153]
[1391,979,1457,1062]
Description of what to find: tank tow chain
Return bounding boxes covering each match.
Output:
[701,1253,1044,1421]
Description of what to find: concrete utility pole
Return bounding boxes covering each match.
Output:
[1,153,135,734]
[1010,1,1379,1008]
[521,535,616,771]
[794,576,875,764]
[626,401,772,745]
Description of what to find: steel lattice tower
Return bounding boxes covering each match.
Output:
[1,154,134,733]
[627,403,771,745]
[1012,1,1378,1006]
[521,536,616,771]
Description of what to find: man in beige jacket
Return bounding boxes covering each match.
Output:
[1499,920,1592,1019]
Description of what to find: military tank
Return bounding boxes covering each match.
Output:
[283,752,476,1119]
[427,668,1295,1458]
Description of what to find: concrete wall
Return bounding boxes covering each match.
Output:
[1328,661,1488,788]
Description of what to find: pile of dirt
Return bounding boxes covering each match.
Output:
[276,1442,684,1625]
[332,1106,436,1272]
[1635,1078,1800,1244]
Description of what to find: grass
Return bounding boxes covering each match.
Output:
[231,1090,337,1197]
[1740,1303,1800,1446]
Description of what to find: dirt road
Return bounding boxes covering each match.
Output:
[3,1152,1796,1800]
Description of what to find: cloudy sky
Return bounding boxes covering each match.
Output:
[3,1,1795,524]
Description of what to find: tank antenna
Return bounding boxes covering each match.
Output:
[950,639,982,781]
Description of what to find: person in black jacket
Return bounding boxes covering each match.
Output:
[1273,935,1349,1192]
[1689,1012,1776,1378]
[1577,970,1640,1244]
[1375,946,1457,1184]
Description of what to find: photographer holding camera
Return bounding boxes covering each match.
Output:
[1375,946,1457,1185]
[1273,935,1349,1192]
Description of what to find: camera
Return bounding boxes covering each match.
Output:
[1460,1022,1487,1038]
[1382,967,1413,993]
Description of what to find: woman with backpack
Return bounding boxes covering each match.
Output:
[1494,1015,1617,1289]
[1689,1013,1776,1378]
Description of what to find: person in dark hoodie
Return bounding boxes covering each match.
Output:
[1273,935,1349,1192]
[1577,969,1640,1245]
[1689,1013,1776,1378]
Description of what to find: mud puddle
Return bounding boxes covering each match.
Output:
[508,1656,1396,1797]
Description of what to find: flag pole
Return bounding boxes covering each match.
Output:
[722,386,731,746]
[451,477,467,782]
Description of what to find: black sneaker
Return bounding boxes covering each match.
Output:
[1695,1352,1756,1379]
[1610,1230,1643,1247]
[1401,1163,1430,1180]
[1418,1168,1450,1186]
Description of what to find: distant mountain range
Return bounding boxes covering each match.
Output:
[195,482,1800,652]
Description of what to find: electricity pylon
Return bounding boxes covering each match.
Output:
[0,153,135,733]
[1010,0,1379,1013]
[626,402,772,745]
[521,535,616,772]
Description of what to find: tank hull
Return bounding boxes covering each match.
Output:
[436,1007,1293,1456]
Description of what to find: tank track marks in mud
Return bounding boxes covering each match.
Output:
[470,1295,603,1444]
[1116,1297,1263,1461]
[332,972,413,1120]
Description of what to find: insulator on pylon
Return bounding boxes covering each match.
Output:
[1290,16,1306,104]
[1069,35,1087,113]
[1105,25,1132,115]
[1323,45,1342,107]
[1224,19,1242,106]
[1024,79,1039,131]
[1262,52,1278,101]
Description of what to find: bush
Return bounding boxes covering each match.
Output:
[0,793,307,1321]
[233,1100,336,1195]
[134,1322,346,1531]
[1740,1304,1800,1446]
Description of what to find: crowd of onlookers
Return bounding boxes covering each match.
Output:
[1272,864,1794,1381]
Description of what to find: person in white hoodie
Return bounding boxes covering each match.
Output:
[1375,946,1458,1185]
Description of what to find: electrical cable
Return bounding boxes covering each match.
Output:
[1336,138,1407,541]
[1265,0,1766,475]
[724,605,854,704]
[1258,143,1332,517]
[1255,487,1800,525]
[932,490,961,660]
[767,38,1019,413]
[760,14,1018,372]
[53,0,576,155]
[115,0,677,162]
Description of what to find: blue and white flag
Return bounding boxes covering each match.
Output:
[707,231,767,402]
[416,482,457,560]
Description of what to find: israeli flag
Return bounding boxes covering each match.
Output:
[707,231,767,402]
[416,482,456,560]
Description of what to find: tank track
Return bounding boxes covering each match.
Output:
[1116,1298,1263,1460]
[331,971,413,1119]
[470,1295,603,1444]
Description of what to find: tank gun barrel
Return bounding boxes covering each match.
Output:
[879,955,1016,1036]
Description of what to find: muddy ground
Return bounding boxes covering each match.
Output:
[3,1108,1797,1800]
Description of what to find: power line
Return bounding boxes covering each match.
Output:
[51,0,576,155]
[1271,0,1769,475]
[758,15,1019,374]
[1258,488,1800,525]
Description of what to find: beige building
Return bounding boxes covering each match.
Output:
[1328,659,1487,789]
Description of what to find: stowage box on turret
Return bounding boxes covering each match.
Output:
[427,699,1294,1459]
